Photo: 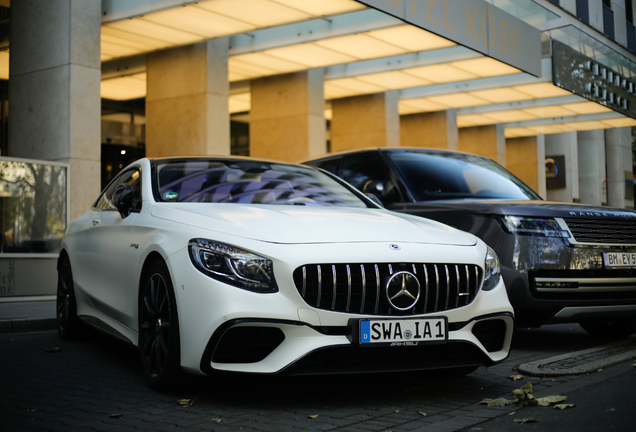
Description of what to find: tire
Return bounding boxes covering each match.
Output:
[139,260,182,390]
[579,317,636,338]
[56,255,82,340]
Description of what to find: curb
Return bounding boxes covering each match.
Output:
[518,340,636,377]
[0,318,57,334]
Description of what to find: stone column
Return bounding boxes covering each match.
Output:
[458,124,506,166]
[250,69,325,162]
[577,130,606,206]
[146,38,230,157]
[545,132,579,203]
[506,135,546,199]
[8,0,101,220]
[331,92,400,152]
[400,110,458,150]
[606,127,634,209]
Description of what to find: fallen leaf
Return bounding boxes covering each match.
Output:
[554,404,576,410]
[597,369,603,372]
[46,347,62,353]
[514,418,540,424]
[27,408,37,412]
[308,415,318,419]
[508,411,516,416]
[478,398,512,407]
[509,374,524,381]
[418,412,427,417]
[212,418,223,423]
[109,414,124,419]
[512,382,533,396]
[536,395,567,406]
[177,398,195,407]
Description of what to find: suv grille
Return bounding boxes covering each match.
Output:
[564,218,636,244]
[293,263,482,316]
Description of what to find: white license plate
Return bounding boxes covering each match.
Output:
[603,252,636,268]
[359,318,447,346]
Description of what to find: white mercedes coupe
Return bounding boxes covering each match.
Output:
[57,157,513,388]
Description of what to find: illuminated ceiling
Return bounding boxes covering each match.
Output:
[94,0,636,137]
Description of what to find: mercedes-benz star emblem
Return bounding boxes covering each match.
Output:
[389,244,401,250]
[385,271,420,311]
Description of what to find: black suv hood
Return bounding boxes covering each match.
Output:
[400,200,636,219]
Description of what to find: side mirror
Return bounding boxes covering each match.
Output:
[113,184,134,218]
[365,193,384,208]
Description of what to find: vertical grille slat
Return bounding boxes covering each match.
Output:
[293,262,482,316]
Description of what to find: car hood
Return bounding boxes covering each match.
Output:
[150,203,477,246]
[400,200,636,219]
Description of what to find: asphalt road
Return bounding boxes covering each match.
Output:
[1,324,634,432]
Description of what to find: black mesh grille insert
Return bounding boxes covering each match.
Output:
[293,263,482,316]
[564,218,636,244]
[472,320,507,352]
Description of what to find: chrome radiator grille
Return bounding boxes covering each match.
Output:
[292,263,482,316]
[563,218,636,244]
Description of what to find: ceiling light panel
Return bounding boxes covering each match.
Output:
[314,33,407,59]
[229,53,306,78]
[483,110,537,122]
[398,99,449,113]
[264,43,356,68]
[197,0,310,27]
[229,93,251,113]
[356,71,431,89]
[325,78,389,99]
[568,121,609,131]
[451,58,519,77]
[365,25,456,52]
[105,18,202,45]
[513,83,572,98]
[271,0,366,16]
[457,114,498,127]
[560,102,612,115]
[404,64,477,83]
[101,73,147,100]
[527,124,575,135]
[602,117,636,127]
[468,88,534,103]
[0,51,7,80]
[504,127,536,138]
[426,93,489,108]
[522,106,577,118]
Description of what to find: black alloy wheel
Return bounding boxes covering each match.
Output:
[57,255,81,340]
[139,260,182,389]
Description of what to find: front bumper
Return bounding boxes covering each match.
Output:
[166,241,514,376]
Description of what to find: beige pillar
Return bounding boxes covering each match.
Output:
[331,92,400,152]
[578,130,606,206]
[146,39,230,157]
[458,124,506,166]
[400,110,458,150]
[9,0,101,220]
[506,135,546,198]
[605,127,634,209]
[250,69,325,162]
[545,132,579,203]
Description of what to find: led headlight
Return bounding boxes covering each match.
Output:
[483,246,501,291]
[501,216,569,238]
[188,239,278,293]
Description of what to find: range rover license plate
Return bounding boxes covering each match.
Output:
[359,318,447,346]
[603,252,636,268]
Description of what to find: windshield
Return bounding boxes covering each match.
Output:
[154,159,368,208]
[389,151,542,202]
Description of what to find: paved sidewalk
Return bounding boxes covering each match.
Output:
[0,300,56,334]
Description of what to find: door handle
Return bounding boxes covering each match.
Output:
[92,219,101,226]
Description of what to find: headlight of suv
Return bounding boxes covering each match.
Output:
[188,239,278,293]
[483,246,501,291]
[501,215,569,238]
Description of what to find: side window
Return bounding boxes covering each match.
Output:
[309,158,342,176]
[341,153,402,205]
[95,169,142,211]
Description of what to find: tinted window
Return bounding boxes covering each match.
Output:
[389,151,541,202]
[341,153,402,205]
[154,160,367,208]
[95,169,142,210]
